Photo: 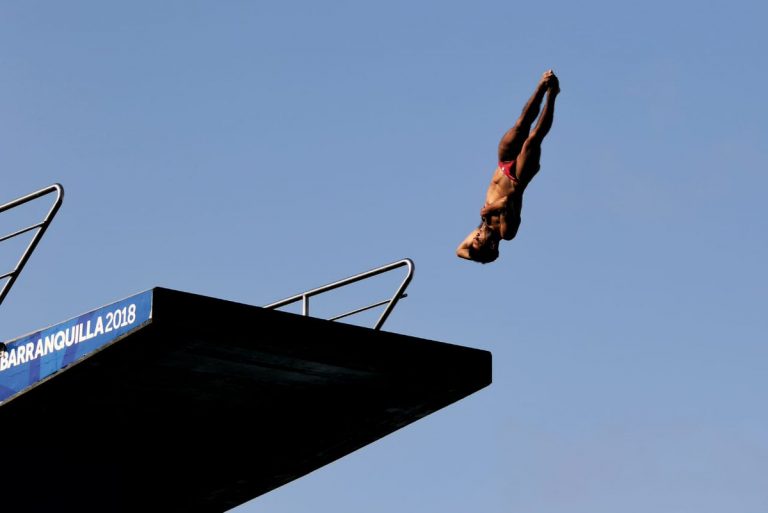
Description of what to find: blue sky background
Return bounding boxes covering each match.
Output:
[2,1,767,511]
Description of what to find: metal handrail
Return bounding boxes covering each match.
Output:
[0,184,64,309]
[328,294,408,322]
[263,258,414,330]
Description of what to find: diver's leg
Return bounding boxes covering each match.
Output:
[515,76,558,186]
[497,70,554,162]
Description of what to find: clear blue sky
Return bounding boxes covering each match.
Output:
[2,1,767,512]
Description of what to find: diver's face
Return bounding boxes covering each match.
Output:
[471,227,488,250]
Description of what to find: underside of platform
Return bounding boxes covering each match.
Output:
[0,287,491,512]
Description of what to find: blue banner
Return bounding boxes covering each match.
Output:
[0,290,153,403]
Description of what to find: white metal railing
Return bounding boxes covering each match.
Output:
[0,184,64,308]
[263,258,414,330]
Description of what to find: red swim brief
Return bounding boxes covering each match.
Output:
[499,160,519,184]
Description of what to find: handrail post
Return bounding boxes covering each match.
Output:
[374,258,414,330]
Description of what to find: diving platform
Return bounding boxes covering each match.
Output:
[0,286,492,512]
